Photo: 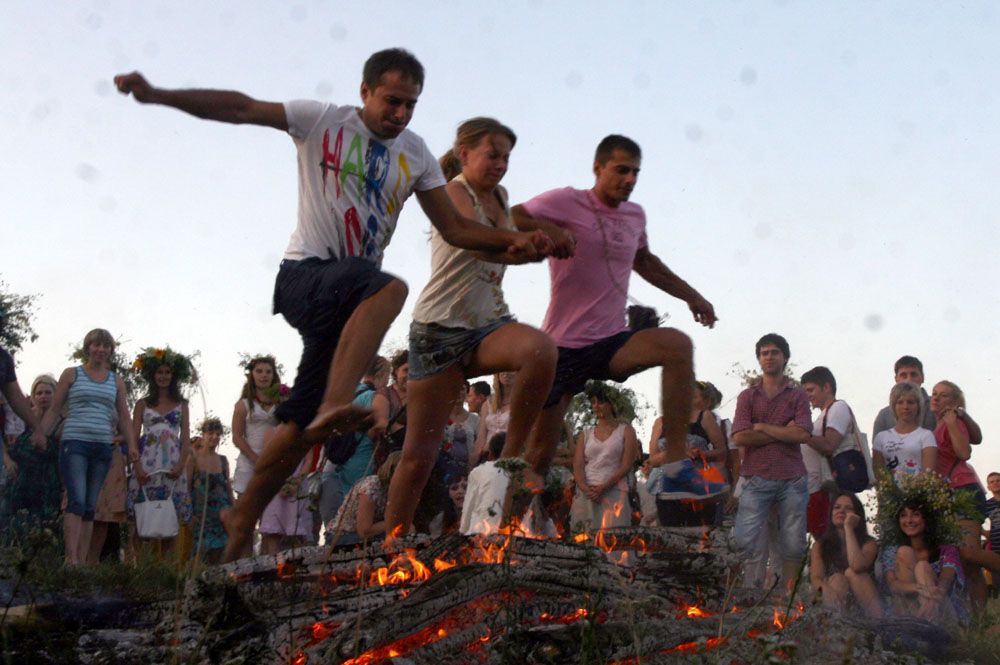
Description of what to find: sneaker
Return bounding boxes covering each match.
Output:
[655,459,729,501]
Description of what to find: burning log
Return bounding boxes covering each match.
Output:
[15,525,947,664]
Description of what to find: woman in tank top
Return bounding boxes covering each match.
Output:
[231,356,281,556]
[383,118,557,537]
[570,383,639,532]
[40,329,135,565]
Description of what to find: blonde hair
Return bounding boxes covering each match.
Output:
[934,380,966,409]
[889,381,924,423]
[490,372,514,413]
[377,451,403,486]
[439,117,517,181]
[31,374,57,397]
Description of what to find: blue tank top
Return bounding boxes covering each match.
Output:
[61,366,118,444]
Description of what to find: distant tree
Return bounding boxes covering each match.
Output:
[0,278,40,358]
[564,380,652,437]
[727,361,798,388]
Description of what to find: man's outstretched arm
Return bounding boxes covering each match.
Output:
[632,245,717,328]
[114,71,288,131]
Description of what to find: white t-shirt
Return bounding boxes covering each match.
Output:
[803,401,852,494]
[282,100,446,263]
[873,427,937,484]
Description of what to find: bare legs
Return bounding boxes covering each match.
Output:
[608,328,693,465]
[383,322,557,537]
[819,570,883,618]
[222,280,406,562]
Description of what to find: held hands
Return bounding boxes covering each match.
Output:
[687,295,718,328]
[547,226,577,259]
[507,230,554,263]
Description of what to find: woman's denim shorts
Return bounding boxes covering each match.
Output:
[408,316,513,380]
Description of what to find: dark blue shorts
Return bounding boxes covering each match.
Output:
[272,257,398,429]
[544,330,634,407]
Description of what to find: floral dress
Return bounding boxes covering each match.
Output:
[191,455,232,556]
[128,404,192,524]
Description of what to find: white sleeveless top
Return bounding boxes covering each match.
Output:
[411,174,513,329]
[233,400,277,494]
[583,423,627,490]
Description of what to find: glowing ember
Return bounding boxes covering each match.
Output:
[573,533,589,543]
[539,608,589,625]
[680,603,713,618]
[664,636,725,654]
[309,621,337,643]
[772,608,785,630]
[291,652,307,665]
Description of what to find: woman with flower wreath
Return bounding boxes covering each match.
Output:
[809,492,882,618]
[127,347,194,556]
[877,472,973,625]
[39,329,136,565]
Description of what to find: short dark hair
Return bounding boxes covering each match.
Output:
[755,333,790,361]
[471,380,491,398]
[487,432,506,461]
[801,366,837,396]
[986,471,1000,480]
[894,355,923,375]
[594,134,641,164]
[363,48,424,90]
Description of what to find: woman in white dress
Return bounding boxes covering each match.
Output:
[570,383,639,532]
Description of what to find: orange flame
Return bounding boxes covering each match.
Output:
[291,652,307,665]
[309,621,337,642]
[679,603,713,619]
[433,558,456,572]
[573,533,589,543]
[664,636,725,654]
[772,608,785,630]
[368,549,432,587]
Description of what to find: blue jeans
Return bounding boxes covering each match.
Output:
[59,439,112,521]
[734,475,808,580]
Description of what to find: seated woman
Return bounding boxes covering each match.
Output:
[887,499,969,625]
[809,492,882,618]
[326,452,402,546]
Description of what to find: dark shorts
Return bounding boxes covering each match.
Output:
[544,330,634,407]
[408,316,513,381]
[272,257,398,429]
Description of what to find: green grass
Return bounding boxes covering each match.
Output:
[948,597,1000,665]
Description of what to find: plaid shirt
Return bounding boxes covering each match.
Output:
[732,380,812,481]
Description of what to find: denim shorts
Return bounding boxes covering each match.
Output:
[408,316,513,381]
[59,438,113,521]
[272,256,398,429]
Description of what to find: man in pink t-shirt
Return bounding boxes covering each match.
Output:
[512,135,720,499]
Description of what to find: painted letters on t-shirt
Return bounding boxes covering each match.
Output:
[316,127,413,259]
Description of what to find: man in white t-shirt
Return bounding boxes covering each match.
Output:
[115,48,555,560]
[801,366,854,538]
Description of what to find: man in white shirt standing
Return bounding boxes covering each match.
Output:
[801,366,854,538]
[115,48,554,560]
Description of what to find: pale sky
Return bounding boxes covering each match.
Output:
[2,2,998,477]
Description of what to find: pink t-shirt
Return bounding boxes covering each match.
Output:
[934,419,980,488]
[521,187,648,349]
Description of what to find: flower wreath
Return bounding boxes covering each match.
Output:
[237,352,288,403]
[132,346,198,391]
[873,469,979,547]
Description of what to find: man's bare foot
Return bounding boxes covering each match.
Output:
[220,507,253,563]
[303,403,374,445]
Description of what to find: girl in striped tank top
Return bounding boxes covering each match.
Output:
[40,329,136,565]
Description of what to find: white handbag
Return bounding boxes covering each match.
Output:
[134,471,179,539]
